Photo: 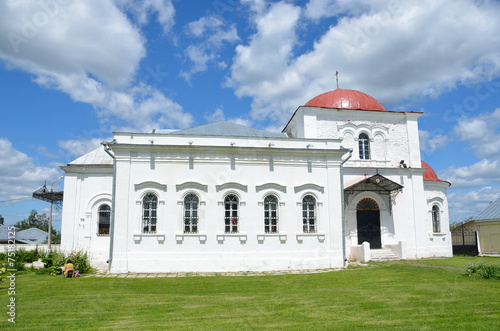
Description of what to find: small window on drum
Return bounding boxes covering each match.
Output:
[359,133,370,160]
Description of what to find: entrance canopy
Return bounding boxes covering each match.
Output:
[344,174,403,214]
[345,174,403,194]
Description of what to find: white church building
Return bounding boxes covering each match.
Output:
[60,88,452,273]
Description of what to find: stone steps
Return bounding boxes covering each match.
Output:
[370,248,400,261]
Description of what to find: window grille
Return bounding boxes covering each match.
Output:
[302,195,316,233]
[98,204,110,236]
[264,195,278,233]
[142,193,158,233]
[432,205,440,233]
[184,194,199,233]
[359,133,370,159]
[224,194,239,233]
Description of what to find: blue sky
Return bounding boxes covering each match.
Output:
[1,0,500,231]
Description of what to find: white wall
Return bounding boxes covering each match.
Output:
[62,135,347,273]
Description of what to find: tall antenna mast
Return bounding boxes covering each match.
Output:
[336,71,339,89]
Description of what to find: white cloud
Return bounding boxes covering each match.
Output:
[205,107,226,122]
[203,106,253,127]
[0,1,145,87]
[442,159,500,189]
[441,108,500,195]
[0,138,61,202]
[448,186,500,222]
[228,0,500,126]
[182,16,239,79]
[226,1,302,122]
[57,137,105,161]
[419,130,448,154]
[304,0,373,20]
[453,108,500,158]
[115,0,176,33]
[0,1,193,132]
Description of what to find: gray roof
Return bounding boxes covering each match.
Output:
[69,146,113,166]
[161,121,287,138]
[0,225,48,244]
[17,228,49,244]
[474,198,500,221]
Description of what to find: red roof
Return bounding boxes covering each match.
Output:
[304,88,386,111]
[422,161,443,181]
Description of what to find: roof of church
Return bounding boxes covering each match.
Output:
[304,88,386,111]
[474,198,500,221]
[166,121,287,138]
[68,146,113,166]
[422,161,444,181]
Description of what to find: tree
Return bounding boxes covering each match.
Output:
[449,216,474,231]
[15,209,61,244]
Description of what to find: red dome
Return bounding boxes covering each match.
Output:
[304,88,386,111]
[422,161,442,181]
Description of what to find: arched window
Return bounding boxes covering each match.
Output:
[432,205,440,233]
[97,204,111,236]
[184,194,199,233]
[142,193,158,233]
[224,194,239,233]
[302,195,316,233]
[359,133,370,159]
[264,195,278,233]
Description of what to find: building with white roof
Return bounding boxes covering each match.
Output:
[60,88,452,273]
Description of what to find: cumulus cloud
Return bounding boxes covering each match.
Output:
[0,138,61,202]
[439,108,500,203]
[115,0,176,33]
[304,0,373,20]
[453,108,500,158]
[203,107,253,127]
[442,159,500,189]
[226,1,302,122]
[448,186,500,222]
[0,1,192,133]
[227,0,500,126]
[419,130,449,154]
[58,137,106,161]
[0,1,145,87]
[182,15,239,80]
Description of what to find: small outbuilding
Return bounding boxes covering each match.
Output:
[473,199,500,256]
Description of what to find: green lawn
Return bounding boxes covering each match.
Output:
[2,257,500,330]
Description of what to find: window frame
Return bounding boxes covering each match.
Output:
[183,193,199,234]
[97,204,111,236]
[142,193,158,234]
[224,194,239,234]
[302,195,317,233]
[432,205,440,233]
[264,194,279,234]
[358,132,370,160]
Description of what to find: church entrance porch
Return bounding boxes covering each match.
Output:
[345,174,404,255]
[356,198,381,248]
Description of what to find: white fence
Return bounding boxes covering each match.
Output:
[0,244,61,253]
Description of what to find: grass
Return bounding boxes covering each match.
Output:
[2,257,500,330]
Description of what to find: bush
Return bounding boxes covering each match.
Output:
[67,250,92,274]
[463,261,500,280]
[14,247,39,263]
[0,248,93,276]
